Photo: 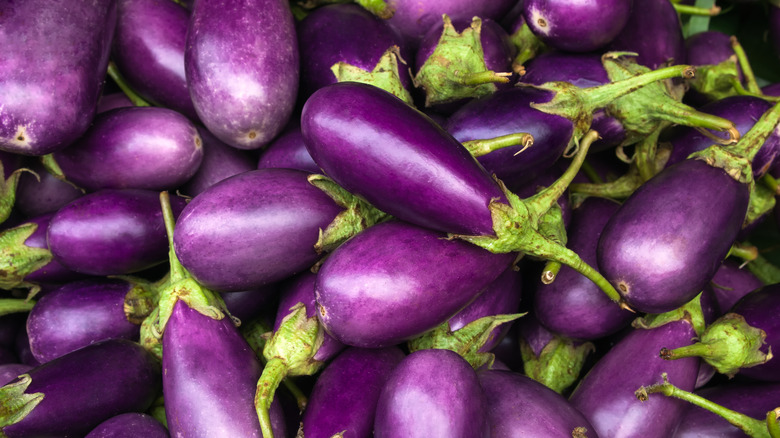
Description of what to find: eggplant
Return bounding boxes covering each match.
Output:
[45,106,203,191]
[0,0,117,155]
[523,0,632,52]
[315,220,514,348]
[0,364,32,386]
[220,285,279,324]
[707,259,764,316]
[180,127,255,197]
[173,168,385,292]
[185,0,298,149]
[374,348,489,438]
[15,159,83,218]
[86,413,169,438]
[608,0,686,69]
[302,346,405,438]
[478,369,597,437]
[97,93,134,114]
[0,339,160,438]
[258,122,320,174]
[48,189,187,276]
[113,0,195,120]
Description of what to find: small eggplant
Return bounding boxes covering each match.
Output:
[608,0,686,69]
[257,121,320,174]
[15,159,83,218]
[180,127,255,197]
[707,259,764,316]
[85,413,169,438]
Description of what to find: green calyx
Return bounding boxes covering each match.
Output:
[637,373,773,438]
[407,313,525,370]
[413,15,511,107]
[745,246,780,285]
[688,57,742,102]
[660,313,772,378]
[0,222,52,294]
[508,20,545,73]
[331,46,414,106]
[721,100,780,172]
[0,374,43,429]
[308,174,389,254]
[0,160,32,226]
[744,182,776,230]
[520,335,595,394]
[119,277,159,325]
[689,145,754,188]
[633,292,707,336]
[602,55,738,147]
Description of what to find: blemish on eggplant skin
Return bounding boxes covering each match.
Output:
[617,281,629,293]
[527,8,551,35]
[247,130,257,140]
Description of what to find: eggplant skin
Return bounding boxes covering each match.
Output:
[0,0,117,156]
[1,339,161,438]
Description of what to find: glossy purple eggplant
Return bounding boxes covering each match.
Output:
[114,0,196,119]
[535,197,635,340]
[479,369,597,437]
[180,127,255,197]
[173,168,382,292]
[257,121,320,174]
[49,106,203,191]
[86,413,169,438]
[569,317,701,438]
[374,348,489,438]
[185,0,298,149]
[15,160,83,218]
[0,0,117,155]
[597,159,750,313]
[0,339,160,437]
[608,0,686,69]
[298,3,411,99]
[523,0,632,52]
[48,189,187,276]
[707,259,764,316]
[315,220,514,348]
[220,285,278,324]
[302,346,405,438]
[26,278,155,363]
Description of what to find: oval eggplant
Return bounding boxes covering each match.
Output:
[707,259,764,316]
[86,413,169,438]
[257,122,320,174]
[180,127,255,197]
[608,0,686,69]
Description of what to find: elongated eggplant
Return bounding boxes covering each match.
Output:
[47,106,203,191]
[86,413,169,438]
[185,0,298,149]
[48,189,186,276]
[608,0,685,69]
[302,346,405,438]
[479,369,597,437]
[0,0,117,155]
[258,124,320,174]
[0,339,160,437]
[707,259,764,316]
[374,348,489,438]
[315,220,514,348]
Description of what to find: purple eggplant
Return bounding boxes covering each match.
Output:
[0,0,117,155]
[113,0,197,120]
[180,127,255,197]
[220,285,279,324]
[46,106,203,191]
[15,159,83,218]
[374,348,489,438]
[185,0,298,149]
[86,413,169,438]
[258,122,321,174]
[523,0,632,52]
[0,364,32,386]
[298,3,411,100]
[707,259,764,315]
[534,197,635,340]
[26,278,156,363]
[0,339,160,437]
[478,369,597,437]
[569,303,703,438]
[48,189,186,276]
[684,30,742,105]
[315,220,514,348]
[608,0,686,69]
[97,93,134,114]
[173,168,385,292]
[302,346,405,438]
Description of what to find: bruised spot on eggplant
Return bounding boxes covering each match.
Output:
[318,304,327,319]
[537,18,547,28]
[9,125,32,149]
[194,136,202,148]
[248,130,257,140]
[617,281,629,294]
[572,427,589,438]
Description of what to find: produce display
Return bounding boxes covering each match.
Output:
[3,0,780,436]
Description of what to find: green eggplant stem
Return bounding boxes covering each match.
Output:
[462,133,534,158]
[541,260,562,284]
[355,0,393,18]
[731,36,762,95]
[255,358,288,438]
[659,343,711,360]
[159,192,186,282]
[685,0,715,37]
[744,248,780,285]
[282,378,308,412]
[107,62,151,107]
[460,70,512,86]
[637,373,770,438]
[0,299,36,317]
[764,174,780,195]
[579,160,604,184]
[725,100,780,163]
[728,242,759,263]
[672,2,721,15]
[730,78,780,102]
[768,409,780,438]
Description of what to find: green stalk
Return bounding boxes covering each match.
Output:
[462,133,534,158]
[731,36,762,95]
[541,260,562,284]
[0,299,36,317]
[768,409,780,438]
[255,358,287,438]
[728,242,759,263]
[672,3,720,16]
[107,62,151,107]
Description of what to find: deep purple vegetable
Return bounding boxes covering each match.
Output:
[684,30,742,105]
[26,278,156,363]
[534,197,635,340]
[48,189,187,276]
[14,330,39,368]
[180,127,255,197]
[113,0,196,119]
[185,0,298,149]
[298,3,411,100]
[315,220,514,349]
[0,364,31,386]
[686,31,738,69]
[173,168,385,292]
[302,346,406,438]
[15,159,83,218]
[478,369,597,437]
[97,93,134,114]
[523,0,632,52]
[608,0,686,69]
[374,348,489,438]
[220,285,279,324]
[86,413,169,438]
[0,339,160,438]
[47,106,203,191]
[257,121,320,174]
[569,305,702,438]
[707,259,764,316]
[0,0,117,155]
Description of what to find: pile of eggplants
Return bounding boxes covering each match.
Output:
[3,0,780,437]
